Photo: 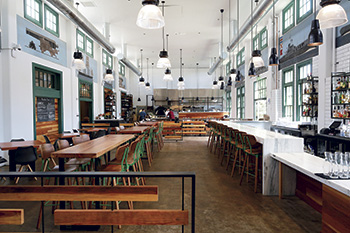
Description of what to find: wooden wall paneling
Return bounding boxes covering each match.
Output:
[322,185,350,233]
[0,209,24,225]
[54,210,189,226]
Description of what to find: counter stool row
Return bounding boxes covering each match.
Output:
[207,121,263,193]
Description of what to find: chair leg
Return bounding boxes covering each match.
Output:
[255,156,259,193]
[231,149,239,177]
[239,153,248,186]
[146,142,152,167]
[226,145,234,171]
[15,166,24,184]
[207,132,212,147]
[36,204,42,229]
[246,155,250,183]
[27,165,37,181]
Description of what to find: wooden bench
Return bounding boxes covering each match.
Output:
[82,123,110,127]
[0,209,23,225]
[120,123,135,128]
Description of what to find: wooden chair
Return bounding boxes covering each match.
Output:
[72,137,84,145]
[239,134,263,193]
[225,129,239,170]
[143,128,154,167]
[231,131,247,177]
[81,134,90,142]
[125,139,143,186]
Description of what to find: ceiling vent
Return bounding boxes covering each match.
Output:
[80,1,97,7]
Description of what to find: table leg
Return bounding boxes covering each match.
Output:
[59,158,65,209]
[279,162,283,200]
[9,151,16,172]
[95,159,100,209]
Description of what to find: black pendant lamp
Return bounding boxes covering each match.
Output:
[157,3,171,68]
[236,70,241,82]
[251,1,264,68]
[269,0,279,66]
[145,58,151,90]
[137,97,141,102]
[139,49,145,86]
[248,62,256,77]
[308,0,323,46]
[249,0,256,77]
[177,49,185,90]
[196,63,200,101]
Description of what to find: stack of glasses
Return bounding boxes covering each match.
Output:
[323,152,350,179]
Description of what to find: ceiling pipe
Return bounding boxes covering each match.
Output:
[207,55,227,75]
[46,0,116,54]
[227,0,274,52]
[117,53,142,76]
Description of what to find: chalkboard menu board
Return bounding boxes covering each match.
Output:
[37,97,56,122]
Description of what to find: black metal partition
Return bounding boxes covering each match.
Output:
[0,171,196,233]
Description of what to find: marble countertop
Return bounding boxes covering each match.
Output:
[217,121,302,142]
[272,152,350,197]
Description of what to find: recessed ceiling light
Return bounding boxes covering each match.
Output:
[80,1,97,7]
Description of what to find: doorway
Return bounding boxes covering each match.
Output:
[78,76,93,126]
[80,100,92,123]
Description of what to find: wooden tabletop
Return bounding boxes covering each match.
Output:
[0,140,44,151]
[78,128,108,133]
[51,134,134,159]
[58,133,82,139]
[118,126,150,134]
[138,122,159,127]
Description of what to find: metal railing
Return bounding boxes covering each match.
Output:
[0,171,196,233]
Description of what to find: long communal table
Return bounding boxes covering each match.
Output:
[216,121,304,195]
[273,152,350,232]
[118,126,150,135]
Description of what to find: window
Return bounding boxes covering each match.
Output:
[297,0,312,23]
[254,78,267,120]
[24,0,43,27]
[260,27,268,50]
[226,91,232,116]
[283,1,295,34]
[79,80,93,99]
[236,48,245,67]
[44,4,59,37]
[253,35,259,51]
[282,67,295,121]
[76,29,85,52]
[119,62,125,76]
[86,37,94,58]
[237,86,245,119]
[297,60,312,121]
[103,49,113,69]
[35,69,59,90]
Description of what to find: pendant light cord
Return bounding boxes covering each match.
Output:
[314,0,316,20]
[162,1,165,51]
[251,0,253,53]
[180,49,183,77]
[273,0,275,48]
[237,0,240,64]
[140,49,143,73]
[146,58,149,82]
[197,63,199,97]
[166,34,169,51]
[221,9,224,76]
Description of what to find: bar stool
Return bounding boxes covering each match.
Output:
[209,122,218,153]
[231,131,247,177]
[239,134,263,193]
[225,129,239,170]
[219,125,230,163]
[207,121,214,148]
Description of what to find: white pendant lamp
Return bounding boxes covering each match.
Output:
[252,50,265,67]
[104,69,114,82]
[163,68,173,81]
[136,0,165,29]
[317,0,348,29]
[73,51,86,69]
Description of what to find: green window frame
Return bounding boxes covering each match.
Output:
[260,27,268,50]
[236,86,245,119]
[253,35,260,51]
[76,29,85,52]
[119,62,125,76]
[86,36,94,58]
[44,4,59,37]
[24,0,43,27]
[226,91,232,116]
[103,49,113,69]
[254,78,267,120]
[79,80,93,100]
[236,48,245,68]
[282,1,295,34]
[297,0,312,24]
[296,59,312,121]
[282,67,295,121]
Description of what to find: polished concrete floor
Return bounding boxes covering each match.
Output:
[0,137,321,232]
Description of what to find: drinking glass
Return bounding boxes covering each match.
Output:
[329,152,339,178]
[340,153,348,179]
[323,152,332,177]
[345,152,350,178]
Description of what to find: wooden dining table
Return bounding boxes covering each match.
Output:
[0,140,44,172]
[138,122,159,127]
[78,128,108,133]
[118,126,150,134]
[57,133,83,139]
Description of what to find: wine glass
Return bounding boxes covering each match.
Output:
[340,153,348,179]
[323,152,332,177]
[330,152,339,179]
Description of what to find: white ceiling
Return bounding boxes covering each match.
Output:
[77,0,290,69]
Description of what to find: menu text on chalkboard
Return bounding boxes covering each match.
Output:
[37,97,56,122]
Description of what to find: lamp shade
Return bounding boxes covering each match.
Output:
[163,68,173,81]
[212,80,219,89]
[235,71,241,82]
[230,68,237,79]
[196,97,199,101]
[227,77,232,86]
[252,50,264,67]
[218,76,224,85]
[73,51,86,69]
[178,86,185,90]
[136,1,165,29]
[248,62,256,77]
[145,82,151,89]
[137,97,141,101]
[139,76,145,86]
[308,19,323,46]
[157,57,171,68]
[269,48,279,66]
[317,1,348,29]
[104,69,114,82]
[220,82,225,90]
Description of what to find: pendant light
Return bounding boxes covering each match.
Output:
[236,70,241,83]
[137,84,141,102]
[249,0,256,77]
[136,0,165,30]
[73,50,86,69]
[251,1,264,68]
[145,58,151,90]
[104,69,114,82]
[269,0,279,66]
[139,49,145,86]
[212,69,219,89]
[157,3,171,68]
[308,0,323,47]
[163,68,173,81]
[317,0,348,29]
[177,49,185,90]
[196,63,200,101]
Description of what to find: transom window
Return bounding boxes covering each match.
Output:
[103,49,113,69]
[254,78,267,120]
[77,29,85,52]
[297,0,312,23]
[35,69,60,90]
[236,48,245,68]
[283,1,295,34]
[24,0,42,27]
[44,4,59,36]
[282,68,295,121]
[79,80,93,99]
[237,86,245,119]
[86,37,94,58]
[260,27,268,50]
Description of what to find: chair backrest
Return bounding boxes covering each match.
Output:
[114,143,129,164]
[81,134,90,142]
[9,139,25,157]
[43,135,51,143]
[72,137,84,145]
[106,127,112,135]
[57,140,70,150]
[96,130,106,138]
[40,143,55,160]
[14,146,37,164]
[115,127,120,133]
[127,139,139,164]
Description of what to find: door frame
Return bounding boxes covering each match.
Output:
[32,63,63,139]
[78,77,94,126]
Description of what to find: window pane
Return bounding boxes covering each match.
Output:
[299,0,311,17]
[78,33,84,50]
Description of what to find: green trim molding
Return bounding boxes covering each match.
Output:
[260,27,268,50]
[296,0,313,24]
[282,66,295,120]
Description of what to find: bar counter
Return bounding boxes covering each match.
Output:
[217,121,304,195]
